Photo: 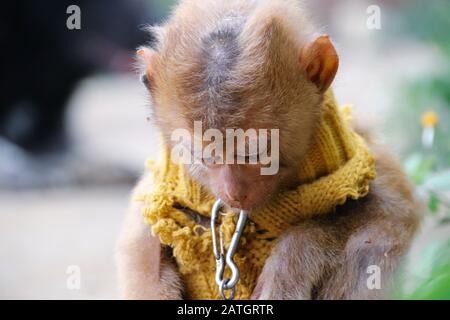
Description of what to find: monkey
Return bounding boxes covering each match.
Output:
[116,0,422,300]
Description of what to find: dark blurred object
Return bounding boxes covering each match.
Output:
[0,0,154,154]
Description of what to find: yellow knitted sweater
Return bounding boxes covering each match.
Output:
[136,91,376,300]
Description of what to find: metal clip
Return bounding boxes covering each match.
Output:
[211,199,248,300]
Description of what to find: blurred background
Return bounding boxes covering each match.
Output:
[0,0,449,299]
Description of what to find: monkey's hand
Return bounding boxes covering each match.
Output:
[251,222,337,300]
[116,173,183,300]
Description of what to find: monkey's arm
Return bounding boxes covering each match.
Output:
[252,217,411,300]
[320,147,422,300]
[252,147,422,300]
[251,221,339,300]
[116,173,183,299]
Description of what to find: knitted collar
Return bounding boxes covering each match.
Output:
[139,90,376,237]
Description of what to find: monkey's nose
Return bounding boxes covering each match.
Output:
[224,186,247,205]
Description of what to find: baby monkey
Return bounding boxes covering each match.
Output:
[116,0,422,299]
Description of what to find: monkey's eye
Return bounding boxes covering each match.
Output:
[202,155,223,166]
[192,151,222,166]
[235,145,267,164]
[141,74,149,87]
[236,154,258,164]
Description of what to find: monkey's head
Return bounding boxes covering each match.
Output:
[138,2,339,211]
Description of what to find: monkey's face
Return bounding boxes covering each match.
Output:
[184,133,285,210]
[187,132,323,210]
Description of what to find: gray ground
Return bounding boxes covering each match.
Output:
[0,187,126,299]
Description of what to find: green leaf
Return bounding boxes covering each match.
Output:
[403,153,435,184]
[394,240,450,299]
[428,193,440,214]
[408,272,450,299]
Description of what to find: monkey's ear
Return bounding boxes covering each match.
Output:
[300,35,339,93]
[137,47,159,90]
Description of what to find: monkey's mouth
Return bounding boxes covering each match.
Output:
[219,195,273,212]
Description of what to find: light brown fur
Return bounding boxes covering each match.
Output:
[116,0,422,299]
[116,173,182,299]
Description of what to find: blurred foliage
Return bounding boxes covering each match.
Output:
[392,240,450,299]
[397,152,450,299]
[404,153,450,220]
[391,0,450,168]
[388,0,450,300]
[400,0,450,55]
[393,0,450,221]
[395,77,450,169]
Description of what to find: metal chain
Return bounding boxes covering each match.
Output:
[211,199,248,300]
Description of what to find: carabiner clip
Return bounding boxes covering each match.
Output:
[211,199,248,300]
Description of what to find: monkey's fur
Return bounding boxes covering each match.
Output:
[116,0,422,299]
